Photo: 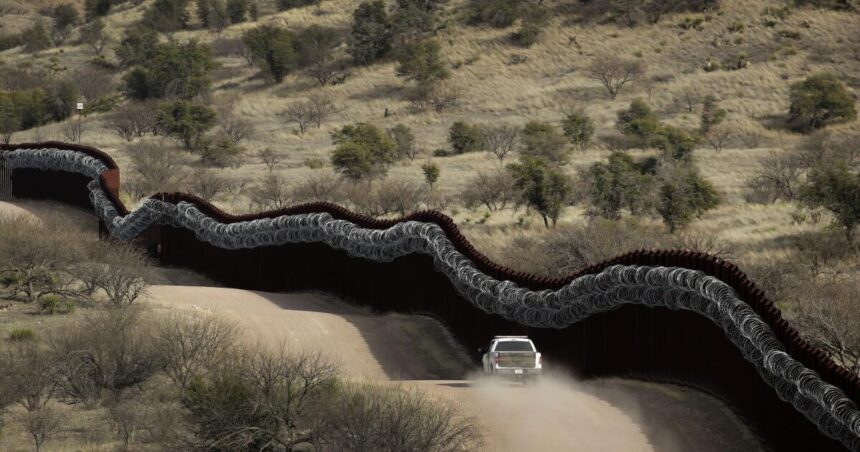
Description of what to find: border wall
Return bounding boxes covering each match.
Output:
[2,142,859,452]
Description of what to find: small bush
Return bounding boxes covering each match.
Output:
[448,121,485,154]
[788,73,857,133]
[39,295,74,315]
[9,328,37,342]
[432,148,450,157]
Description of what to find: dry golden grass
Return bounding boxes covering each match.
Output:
[1,0,859,268]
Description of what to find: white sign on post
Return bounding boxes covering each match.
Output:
[76,102,84,111]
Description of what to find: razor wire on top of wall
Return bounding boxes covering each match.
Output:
[4,147,860,451]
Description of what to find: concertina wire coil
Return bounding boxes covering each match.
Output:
[3,147,859,451]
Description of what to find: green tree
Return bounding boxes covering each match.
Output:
[123,40,217,99]
[156,101,217,150]
[141,0,191,34]
[657,166,719,233]
[226,0,248,23]
[586,151,655,218]
[45,80,78,122]
[388,124,417,160]
[395,38,449,85]
[652,126,699,161]
[330,123,397,179]
[422,161,440,189]
[788,73,857,133]
[699,94,726,135]
[391,0,440,47]
[348,0,391,65]
[616,98,662,146]
[520,121,569,164]
[80,18,110,57]
[293,25,343,85]
[448,121,485,154]
[0,96,21,144]
[23,19,52,53]
[116,27,160,68]
[242,25,297,83]
[84,0,111,20]
[801,163,860,243]
[276,0,319,11]
[508,157,571,227]
[561,110,595,150]
[467,0,523,27]
[51,4,79,45]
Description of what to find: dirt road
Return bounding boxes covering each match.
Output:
[147,285,764,452]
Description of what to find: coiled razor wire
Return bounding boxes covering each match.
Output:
[4,147,860,451]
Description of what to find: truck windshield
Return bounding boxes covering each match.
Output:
[494,341,534,352]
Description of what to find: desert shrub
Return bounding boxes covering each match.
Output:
[480,124,519,162]
[508,157,571,227]
[242,24,297,83]
[520,121,569,164]
[84,0,111,19]
[467,0,522,27]
[226,0,248,23]
[249,173,293,210]
[788,73,856,133]
[141,0,191,33]
[651,125,699,161]
[561,110,595,150]
[616,98,662,146]
[9,328,36,342]
[448,121,485,154]
[330,123,397,179]
[156,101,217,150]
[348,0,392,65]
[276,0,319,11]
[126,140,193,199]
[388,124,417,160]
[79,239,151,306]
[39,295,75,315]
[588,56,645,99]
[585,151,656,218]
[395,38,449,85]
[325,382,482,451]
[49,306,161,403]
[746,151,805,202]
[461,169,518,211]
[790,279,860,374]
[152,311,240,388]
[197,0,230,31]
[199,134,244,167]
[291,171,345,203]
[372,177,429,216]
[108,100,160,141]
[218,112,254,144]
[511,5,548,47]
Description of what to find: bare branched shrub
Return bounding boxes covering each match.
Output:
[588,56,645,99]
[152,311,240,389]
[461,170,518,211]
[746,151,805,203]
[107,396,148,450]
[109,101,159,142]
[704,123,733,152]
[0,215,86,303]
[373,177,429,216]
[181,349,339,451]
[675,85,701,113]
[80,240,151,306]
[49,306,161,403]
[1,343,56,412]
[126,140,191,199]
[409,82,462,113]
[325,382,482,452]
[17,405,64,452]
[282,101,315,135]
[218,111,255,145]
[73,67,115,103]
[481,125,520,162]
[62,120,83,143]
[790,280,860,375]
[186,167,234,202]
[249,172,293,211]
[259,148,279,172]
[307,92,339,128]
[291,171,345,203]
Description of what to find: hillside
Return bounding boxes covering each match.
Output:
[1,0,859,373]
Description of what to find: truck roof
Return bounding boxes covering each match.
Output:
[493,335,530,339]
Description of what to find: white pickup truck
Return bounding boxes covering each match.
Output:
[480,336,542,380]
